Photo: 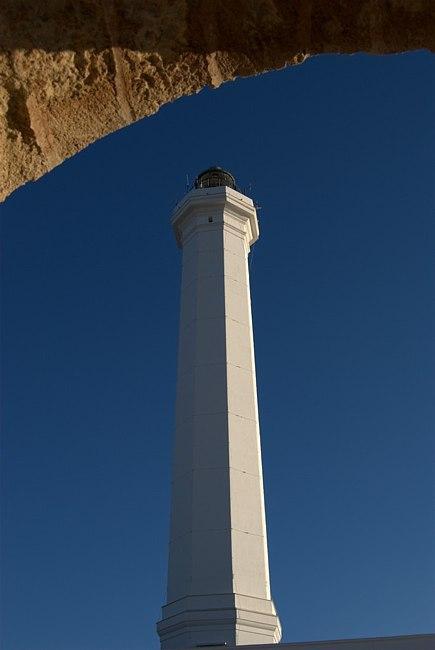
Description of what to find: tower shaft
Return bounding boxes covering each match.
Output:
[158,184,281,649]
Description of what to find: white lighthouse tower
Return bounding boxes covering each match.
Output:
[157,168,281,649]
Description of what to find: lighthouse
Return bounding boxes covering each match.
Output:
[157,168,281,649]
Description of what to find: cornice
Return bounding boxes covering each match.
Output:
[171,187,259,249]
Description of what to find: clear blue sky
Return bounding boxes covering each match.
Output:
[2,52,435,650]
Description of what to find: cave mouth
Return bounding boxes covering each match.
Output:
[1,0,434,202]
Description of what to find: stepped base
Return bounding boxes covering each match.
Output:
[157,593,281,650]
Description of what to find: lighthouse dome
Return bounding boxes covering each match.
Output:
[194,166,236,190]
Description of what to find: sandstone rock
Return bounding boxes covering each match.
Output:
[1,0,434,202]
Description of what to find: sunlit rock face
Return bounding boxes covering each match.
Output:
[1,0,434,201]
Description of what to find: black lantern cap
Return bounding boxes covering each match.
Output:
[194,166,236,190]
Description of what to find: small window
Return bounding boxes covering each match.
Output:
[208,217,213,223]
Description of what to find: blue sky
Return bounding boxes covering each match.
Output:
[1,52,434,650]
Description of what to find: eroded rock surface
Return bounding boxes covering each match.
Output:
[1,0,434,201]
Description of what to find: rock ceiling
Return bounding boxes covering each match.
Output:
[1,0,434,201]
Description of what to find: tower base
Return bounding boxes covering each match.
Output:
[157,593,281,650]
